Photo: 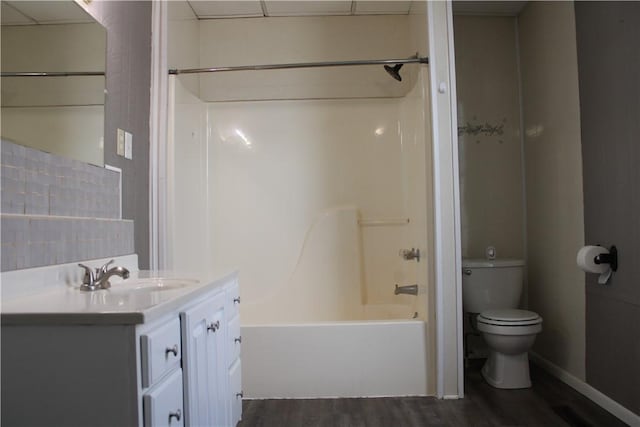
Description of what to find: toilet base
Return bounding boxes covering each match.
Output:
[481,351,532,389]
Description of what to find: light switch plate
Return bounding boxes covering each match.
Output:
[124,131,133,159]
[117,128,125,156]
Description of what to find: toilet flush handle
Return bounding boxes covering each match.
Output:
[463,269,472,275]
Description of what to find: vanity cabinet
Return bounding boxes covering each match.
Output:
[1,272,241,427]
[226,281,243,427]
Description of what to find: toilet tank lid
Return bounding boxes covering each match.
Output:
[462,259,524,268]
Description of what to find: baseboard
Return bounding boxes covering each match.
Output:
[442,395,461,400]
[530,352,640,427]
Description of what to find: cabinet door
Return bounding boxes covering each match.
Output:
[229,359,242,427]
[143,368,184,427]
[181,292,227,427]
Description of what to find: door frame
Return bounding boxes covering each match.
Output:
[427,1,465,399]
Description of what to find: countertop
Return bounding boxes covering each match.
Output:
[1,255,238,326]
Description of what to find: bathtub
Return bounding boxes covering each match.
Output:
[238,207,430,398]
[242,317,428,398]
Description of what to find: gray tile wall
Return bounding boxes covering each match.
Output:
[88,1,152,268]
[1,140,134,272]
[1,215,134,271]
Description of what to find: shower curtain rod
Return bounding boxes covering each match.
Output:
[168,56,429,75]
[1,71,105,77]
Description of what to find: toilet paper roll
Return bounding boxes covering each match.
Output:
[576,245,610,274]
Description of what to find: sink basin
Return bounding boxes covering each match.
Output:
[77,277,201,310]
[112,277,199,292]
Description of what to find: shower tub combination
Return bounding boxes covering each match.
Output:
[167,11,433,400]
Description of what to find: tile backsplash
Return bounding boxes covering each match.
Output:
[1,140,134,272]
[1,215,133,271]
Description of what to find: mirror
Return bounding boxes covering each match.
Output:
[1,0,106,166]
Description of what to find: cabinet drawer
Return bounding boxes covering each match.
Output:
[143,368,184,427]
[228,314,241,365]
[141,317,182,388]
[226,281,241,319]
[229,359,242,427]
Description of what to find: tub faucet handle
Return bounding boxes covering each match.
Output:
[400,248,420,262]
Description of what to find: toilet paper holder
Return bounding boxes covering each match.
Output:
[594,245,618,272]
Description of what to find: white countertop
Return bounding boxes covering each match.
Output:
[1,255,238,326]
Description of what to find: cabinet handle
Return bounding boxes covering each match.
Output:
[233,297,241,304]
[236,392,244,399]
[234,336,242,344]
[169,409,181,422]
[207,320,220,333]
[165,345,179,357]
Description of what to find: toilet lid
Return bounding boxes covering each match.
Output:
[478,309,542,326]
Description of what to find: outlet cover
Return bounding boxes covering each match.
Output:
[117,128,125,156]
[124,131,133,159]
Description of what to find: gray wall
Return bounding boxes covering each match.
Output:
[87,1,152,268]
[575,1,640,415]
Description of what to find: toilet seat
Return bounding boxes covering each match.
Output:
[477,309,543,336]
[478,309,542,326]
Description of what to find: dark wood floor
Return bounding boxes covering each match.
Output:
[239,361,628,427]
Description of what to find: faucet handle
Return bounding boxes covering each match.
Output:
[78,263,95,285]
[99,259,115,276]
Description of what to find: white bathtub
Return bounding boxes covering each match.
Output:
[242,318,428,398]
[238,207,429,398]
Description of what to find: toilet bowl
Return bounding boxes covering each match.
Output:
[476,309,542,389]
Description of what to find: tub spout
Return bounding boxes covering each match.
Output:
[394,284,418,296]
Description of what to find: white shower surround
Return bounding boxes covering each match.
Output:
[166,7,437,397]
[168,68,433,396]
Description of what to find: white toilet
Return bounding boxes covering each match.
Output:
[462,259,542,389]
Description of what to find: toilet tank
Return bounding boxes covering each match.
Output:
[462,259,524,313]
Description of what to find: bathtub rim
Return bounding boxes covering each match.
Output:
[241,318,426,328]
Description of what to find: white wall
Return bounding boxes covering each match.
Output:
[167,0,199,95]
[197,15,419,101]
[167,77,209,277]
[454,16,524,260]
[519,2,586,380]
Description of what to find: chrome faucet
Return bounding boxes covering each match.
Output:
[394,284,418,296]
[78,260,130,291]
[400,248,421,262]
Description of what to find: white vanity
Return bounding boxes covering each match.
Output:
[1,255,242,427]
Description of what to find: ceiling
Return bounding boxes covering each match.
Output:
[173,1,414,20]
[1,1,94,25]
[1,1,529,26]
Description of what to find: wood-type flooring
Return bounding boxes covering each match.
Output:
[238,362,628,427]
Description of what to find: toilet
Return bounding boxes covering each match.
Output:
[462,259,543,389]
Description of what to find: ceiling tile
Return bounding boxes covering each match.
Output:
[1,2,33,25]
[6,1,94,24]
[189,1,263,18]
[265,1,352,17]
[354,1,411,15]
